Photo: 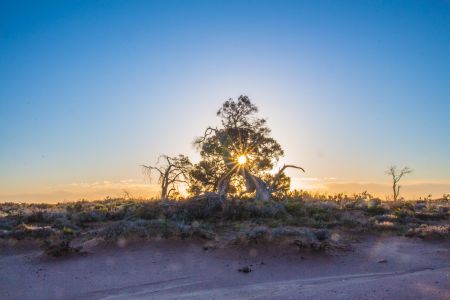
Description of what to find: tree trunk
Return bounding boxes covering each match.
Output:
[217,174,231,199]
[243,169,270,201]
[393,180,398,201]
[161,183,168,199]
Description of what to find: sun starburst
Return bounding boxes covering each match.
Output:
[237,155,247,165]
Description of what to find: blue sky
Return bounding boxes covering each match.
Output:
[1,0,449,202]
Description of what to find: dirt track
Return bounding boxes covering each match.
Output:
[1,236,449,299]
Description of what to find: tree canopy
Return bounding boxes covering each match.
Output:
[189,96,296,198]
[144,95,304,200]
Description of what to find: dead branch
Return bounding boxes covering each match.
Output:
[270,164,305,191]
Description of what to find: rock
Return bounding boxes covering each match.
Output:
[238,266,252,273]
[314,229,330,241]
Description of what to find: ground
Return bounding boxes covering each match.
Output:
[0,196,449,299]
[1,236,449,299]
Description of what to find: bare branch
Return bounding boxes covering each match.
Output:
[194,126,219,145]
[270,164,305,191]
[142,154,192,199]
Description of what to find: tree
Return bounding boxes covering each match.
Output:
[190,95,304,200]
[385,166,413,200]
[142,155,192,199]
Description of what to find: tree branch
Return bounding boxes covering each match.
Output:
[270,164,305,191]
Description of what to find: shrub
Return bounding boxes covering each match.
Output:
[132,202,162,220]
[366,206,386,215]
[406,224,449,239]
[1,223,55,240]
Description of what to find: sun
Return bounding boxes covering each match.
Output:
[237,155,247,165]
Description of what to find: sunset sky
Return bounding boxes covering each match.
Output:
[1,0,449,202]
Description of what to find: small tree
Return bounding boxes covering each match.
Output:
[385,166,413,200]
[142,155,192,199]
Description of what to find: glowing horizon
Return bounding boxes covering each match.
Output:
[1,176,449,204]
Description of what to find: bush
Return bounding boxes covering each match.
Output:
[132,202,162,220]
[406,224,449,239]
[1,223,55,240]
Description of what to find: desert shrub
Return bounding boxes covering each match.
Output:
[414,211,447,221]
[131,201,162,220]
[179,196,224,221]
[51,216,79,231]
[66,202,84,214]
[0,216,20,230]
[406,224,450,239]
[98,219,214,241]
[43,239,81,257]
[366,205,386,215]
[236,226,273,244]
[305,204,339,228]
[285,200,305,218]
[393,208,414,219]
[283,201,341,228]
[223,200,252,221]
[42,231,82,257]
[371,220,397,230]
[223,199,287,221]
[339,217,362,228]
[373,214,398,222]
[99,219,171,239]
[75,210,107,223]
[24,210,67,225]
[1,223,56,240]
[306,205,335,222]
[232,225,339,250]
[388,201,414,211]
[293,230,331,250]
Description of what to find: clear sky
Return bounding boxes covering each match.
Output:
[1,0,449,202]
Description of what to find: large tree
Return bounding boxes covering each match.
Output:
[190,95,303,200]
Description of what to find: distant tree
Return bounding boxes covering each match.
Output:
[142,155,192,199]
[122,189,132,200]
[191,96,304,200]
[385,166,413,201]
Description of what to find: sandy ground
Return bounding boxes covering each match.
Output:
[1,236,449,300]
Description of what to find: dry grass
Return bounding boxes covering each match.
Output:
[0,192,448,256]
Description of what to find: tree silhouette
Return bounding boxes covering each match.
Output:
[142,155,192,199]
[385,166,413,200]
[190,96,304,200]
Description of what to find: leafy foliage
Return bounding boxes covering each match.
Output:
[190,96,284,196]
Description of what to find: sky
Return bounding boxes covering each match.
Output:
[1,0,449,202]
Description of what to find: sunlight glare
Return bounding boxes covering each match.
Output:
[238,155,247,165]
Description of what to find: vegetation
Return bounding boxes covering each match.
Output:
[143,96,304,201]
[2,97,447,257]
[385,166,413,201]
[142,155,192,199]
[1,192,448,256]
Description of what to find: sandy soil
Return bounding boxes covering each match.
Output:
[1,236,449,299]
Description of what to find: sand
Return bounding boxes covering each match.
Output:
[1,236,449,299]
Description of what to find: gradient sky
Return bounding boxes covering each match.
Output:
[1,0,449,202]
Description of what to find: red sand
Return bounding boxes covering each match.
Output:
[1,236,449,299]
